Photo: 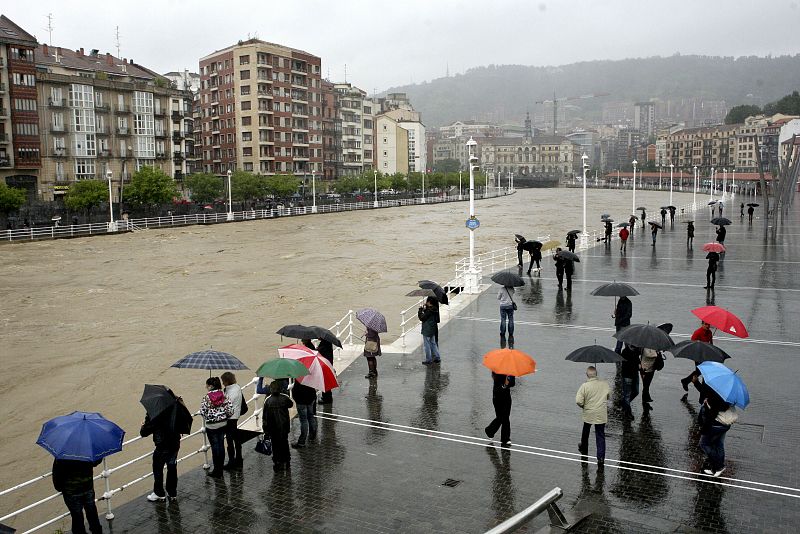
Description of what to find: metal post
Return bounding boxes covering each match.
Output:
[632,160,638,216]
[693,165,698,210]
[581,153,588,248]
[421,171,426,204]
[465,137,481,294]
[106,170,117,232]
[312,170,317,213]
[731,169,736,198]
[102,457,114,520]
[226,169,233,221]
[710,167,715,203]
[659,166,662,190]
[669,163,674,206]
[459,170,462,200]
[722,168,727,201]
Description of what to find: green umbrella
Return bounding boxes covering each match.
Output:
[256,358,309,379]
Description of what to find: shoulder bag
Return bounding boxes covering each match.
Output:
[506,288,518,311]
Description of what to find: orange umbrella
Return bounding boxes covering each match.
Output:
[482,349,536,376]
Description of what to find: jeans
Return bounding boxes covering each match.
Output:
[486,394,512,443]
[423,335,441,362]
[700,423,730,471]
[620,240,627,252]
[296,402,317,444]
[622,375,639,414]
[63,490,103,534]
[152,447,178,497]
[580,422,606,461]
[224,418,242,463]
[706,267,716,288]
[652,232,657,245]
[206,426,226,472]
[641,371,654,402]
[500,306,515,336]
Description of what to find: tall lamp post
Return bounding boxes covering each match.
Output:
[312,170,317,213]
[421,171,426,204]
[709,167,715,203]
[458,170,462,200]
[731,168,736,198]
[722,168,727,201]
[106,169,117,232]
[226,169,233,221]
[373,169,379,208]
[693,165,698,210]
[669,163,674,206]
[631,159,638,217]
[659,165,662,190]
[465,137,481,294]
[581,153,588,248]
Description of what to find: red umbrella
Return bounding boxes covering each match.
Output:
[702,242,726,253]
[282,349,339,392]
[691,306,749,338]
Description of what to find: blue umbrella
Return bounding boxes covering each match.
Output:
[36,411,125,462]
[171,350,248,371]
[698,362,750,408]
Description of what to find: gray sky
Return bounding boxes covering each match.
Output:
[4,0,799,92]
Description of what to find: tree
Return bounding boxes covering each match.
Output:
[0,183,27,215]
[763,90,800,116]
[434,158,461,173]
[390,173,409,192]
[333,175,367,194]
[230,170,263,202]
[725,104,761,124]
[427,172,446,190]
[64,180,107,221]
[185,173,224,204]
[264,174,300,198]
[123,166,177,211]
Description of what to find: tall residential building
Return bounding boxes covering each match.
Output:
[634,102,656,139]
[163,70,201,93]
[321,80,341,181]
[0,15,40,199]
[377,109,426,173]
[333,83,376,176]
[374,114,408,175]
[665,124,738,170]
[198,39,323,181]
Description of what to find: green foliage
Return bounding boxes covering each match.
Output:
[230,170,263,201]
[407,172,423,190]
[390,173,408,191]
[763,90,800,116]
[0,183,27,214]
[434,158,462,173]
[123,166,177,207]
[333,175,368,193]
[185,173,224,204]
[427,172,446,190]
[64,180,107,215]
[444,172,462,187]
[264,174,300,197]
[725,104,762,124]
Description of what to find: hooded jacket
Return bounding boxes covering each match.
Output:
[140,413,182,451]
[200,389,232,430]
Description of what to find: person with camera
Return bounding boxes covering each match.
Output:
[418,296,441,365]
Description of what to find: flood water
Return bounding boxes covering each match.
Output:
[0,187,696,521]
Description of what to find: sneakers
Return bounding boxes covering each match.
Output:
[713,468,725,477]
[703,468,714,475]
[146,492,166,502]
[421,360,432,365]
[500,441,511,447]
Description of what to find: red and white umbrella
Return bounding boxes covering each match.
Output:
[703,242,726,253]
[279,344,339,392]
[277,343,318,359]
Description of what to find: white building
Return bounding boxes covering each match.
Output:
[377,109,426,173]
[163,70,200,93]
[374,114,408,175]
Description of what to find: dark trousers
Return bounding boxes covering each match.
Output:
[614,325,626,353]
[556,270,564,288]
[152,447,178,497]
[565,271,573,291]
[517,249,523,266]
[706,268,716,288]
[486,395,512,443]
[224,418,242,463]
[206,426,226,473]
[641,371,654,402]
[63,490,103,534]
[700,423,730,471]
[269,431,290,466]
[580,422,606,461]
[527,257,540,272]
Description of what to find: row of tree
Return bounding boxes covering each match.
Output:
[725,90,800,124]
[331,170,486,194]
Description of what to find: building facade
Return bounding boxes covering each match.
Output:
[374,114,409,175]
[481,135,581,180]
[634,102,656,139]
[333,83,376,176]
[665,124,738,171]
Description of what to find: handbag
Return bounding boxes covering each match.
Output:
[254,435,272,456]
[240,395,249,415]
[653,352,665,371]
[364,339,379,354]
[506,288,518,311]
[715,407,738,426]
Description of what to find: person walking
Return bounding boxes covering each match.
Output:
[140,396,184,502]
[619,226,629,252]
[628,214,637,233]
[715,225,726,244]
[604,220,613,243]
[669,206,676,224]
[290,379,318,448]
[718,202,724,217]
[485,372,515,447]
[687,221,695,248]
[740,202,745,218]
[660,208,667,227]
[680,322,714,391]
[317,339,335,404]
[564,255,575,292]
[497,286,516,339]
[554,248,566,290]
[747,205,755,223]
[650,223,659,246]
[515,235,526,267]
[262,380,294,473]
[199,376,233,478]
[640,208,647,223]
[52,458,104,534]
[620,344,641,418]
[566,232,577,253]
[527,242,542,274]
[363,327,382,379]
[418,296,441,365]
[221,372,243,470]
[640,347,660,408]
[613,295,632,353]
[698,382,734,477]
[704,251,720,289]
[576,366,610,467]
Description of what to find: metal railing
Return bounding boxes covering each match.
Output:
[484,487,576,533]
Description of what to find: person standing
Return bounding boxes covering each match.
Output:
[613,296,632,353]
[564,255,575,292]
[660,208,667,226]
[669,206,676,224]
[485,372,515,446]
[317,339,335,404]
[629,214,637,233]
[640,208,647,223]
[650,223,659,246]
[715,225,726,244]
[221,372,243,470]
[740,202,745,218]
[515,235,526,267]
[640,348,660,407]
[566,232,577,253]
[718,202,724,217]
[698,382,734,477]
[704,251,720,289]
[290,379,318,448]
[576,366,610,467]
[604,220,613,243]
[680,322,714,391]
[747,205,754,223]
[418,296,441,365]
[687,221,695,248]
[527,242,542,274]
[619,226,629,252]
[52,458,104,534]
[620,344,641,418]
[363,327,382,379]
[497,286,516,338]
[554,248,566,290]
[262,380,294,472]
[199,376,233,478]
[140,398,184,502]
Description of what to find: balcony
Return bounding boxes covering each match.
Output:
[173,151,184,162]
[95,126,110,136]
[155,131,167,139]
[171,111,184,122]
[52,148,68,158]
[155,152,168,160]
[0,133,8,143]
[120,152,133,159]
[116,127,131,136]
[95,104,111,113]
[154,109,166,118]
[0,108,8,118]
[172,131,184,141]
[48,98,67,108]
[0,156,10,167]
[97,149,111,159]
[51,125,68,134]
[116,105,130,113]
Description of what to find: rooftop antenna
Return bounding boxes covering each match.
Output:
[45,13,54,46]
[343,63,347,83]
[115,26,121,58]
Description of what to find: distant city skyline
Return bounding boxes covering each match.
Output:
[3,0,800,93]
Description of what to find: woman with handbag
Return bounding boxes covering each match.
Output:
[497,285,517,337]
[364,327,382,379]
[697,382,734,477]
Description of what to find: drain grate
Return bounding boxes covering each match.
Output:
[441,478,462,488]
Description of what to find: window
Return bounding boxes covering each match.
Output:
[241,116,251,126]
[239,55,250,65]
[15,122,39,136]
[133,91,154,114]
[383,137,388,144]
[242,132,252,141]
[243,147,253,156]
[95,92,104,108]
[240,85,251,95]
[241,101,251,111]
[14,98,37,111]
[56,162,65,180]
[10,47,33,61]
[240,70,250,80]
[12,73,36,86]
[50,87,64,103]
[134,113,154,135]
[73,133,96,156]
[136,136,155,158]
[54,137,66,150]
[75,158,96,179]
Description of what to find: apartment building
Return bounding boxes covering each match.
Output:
[665,125,738,171]
[321,80,341,181]
[198,39,323,182]
[0,15,40,199]
[634,102,656,139]
[333,83,376,176]
[376,108,426,173]
[374,114,408,175]
[482,135,581,179]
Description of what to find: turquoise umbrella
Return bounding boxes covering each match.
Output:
[698,362,750,408]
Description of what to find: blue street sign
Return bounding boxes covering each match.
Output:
[466,217,480,230]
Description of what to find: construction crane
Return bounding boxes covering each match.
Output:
[534,92,610,134]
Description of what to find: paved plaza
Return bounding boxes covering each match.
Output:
[105,204,800,533]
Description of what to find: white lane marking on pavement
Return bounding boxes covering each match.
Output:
[581,254,800,265]
[318,412,800,499]
[457,317,800,347]
[533,276,800,293]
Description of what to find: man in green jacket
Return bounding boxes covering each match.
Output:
[576,366,610,467]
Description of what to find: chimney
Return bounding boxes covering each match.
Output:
[43,43,49,56]
[106,54,114,66]
[80,47,84,55]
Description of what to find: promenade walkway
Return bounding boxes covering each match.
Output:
[106,204,800,533]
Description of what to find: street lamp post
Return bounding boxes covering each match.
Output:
[669,163,674,206]
[632,160,638,217]
[709,167,715,203]
[312,170,317,213]
[373,169,379,208]
[459,170,462,200]
[106,169,117,232]
[581,153,589,249]
[421,171,426,204]
[465,137,481,294]
[693,165,698,210]
[722,168,727,201]
[731,168,735,198]
[659,166,662,190]
[226,169,233,221]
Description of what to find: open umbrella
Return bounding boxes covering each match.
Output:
[307,326,343,348]
[681,220,694,224]
[521,240,542,252]
[356,307,388,333]
[667,206,677,210]
[490,270,525,287]
[284,351,339,392]
[566,229,581,236]
[637,206,647,211]
[514,233,526,242]
[710,217,731,226]
[406,288,437,298]
[36,411,125,462]
[557,250,580,262]
[256,358,310,379]
[747,203,759,207]
[703,242,726,253]
[418,280,449,305]
[277,343,318,359]
[691,305,749,338]
[276,324,317,340]
[590,281,639,297]
[140,384,179,421]
[171,350,248,372]
[707,200,718,205]
[541,240,561,251]
[602,218,614,223]
[648,221,663,229]
[669,340,731,364]
[629,214,639,220]
[565,345,624,363]
[483,349,536,376]
[600,213,611,220]
[617,222,630,228]
[613,324,674,350]
[698,362,750,408]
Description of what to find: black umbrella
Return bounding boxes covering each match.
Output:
[521,240,542,252]
[637,206,647,211]
[557,250,580,262]
[590,282,639,297]
[159,398,194,435]
[617,222,630,228]
[667,206,677,210]
[613,324,674,350]
[277,324,317,340]
[747,203,759,207]
[140,384,178,421]
[600,213,611,220]
[490,271,525,287]
[660,206,669,210]
[656,322,673,335]
[565,345,625,363]
[602,218,614,223]
[668,340,731,363]
[648,221,663,229]
[629,214,639,220]
[566,229,581,235]
[406,288,437,298]
[681,220,694,224]
[307,325,343,348]
[514,233,526,242]
[418,280,449,305]
[708,200,718,205]
[710,217,732,226]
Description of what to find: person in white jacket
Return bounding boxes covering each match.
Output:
[576,366,610,468]
[221,372,243,470]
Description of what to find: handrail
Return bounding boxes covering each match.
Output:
[484,487,569,534]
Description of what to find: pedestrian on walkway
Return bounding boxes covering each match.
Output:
[564,255,575,292]
[419,296,442,364]
[629,214,637,233]
[619,226,629,252]
[497,286,516,338]
[290,378,317,448]
[718,202,724,217]
[52,458,103,534]
[199,376,233,478]
[660,208,667,226]
[613,296,632,353]
[641,208,647,223]
[740,202,745,218]
[262,380,294,473]
[698,382,734,477]
[715,225,726,244]
[140,396,183,502]
[650,223,659,246]
[620,344,641,418]
[527,242,542,274]
[704,251,720,289]
[566,232,577,253]
[687,221,695,248]
[554,248,566,290]
[669,206,676,224]
[640,348,660,408]
[363,327,382,379]
[604,220,613,243]
[748,205,754,223]
[221,372,243,470]
[681,322,714,392]
[317,339,335,404]
[485,372,515,446]
[576,366,609,467]
[515,235,526,267]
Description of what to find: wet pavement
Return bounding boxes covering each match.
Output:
[104,203,800,533]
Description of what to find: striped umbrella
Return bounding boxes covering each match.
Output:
[284,352,339,392]
[171,350,248,375]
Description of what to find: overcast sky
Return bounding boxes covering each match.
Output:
[4,0,799,92]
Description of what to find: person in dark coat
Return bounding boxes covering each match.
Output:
[740,202,745,218]
[660,208,667,226]
[262,380,294,472]
[613,296,632,353]
[564,256,575,292]
[715,225,726,244]
[697,382,732,477]
[515,235,526,267]
[620,344,641,418]
[604,220,613,243]
[628,214,637,233]
[687,221,695,248]
[640,209,647,227]
[52,458,104,534]
[140,400,184,502]
[527,242,542,274]
[704,251,720,289]
[747,205,754,223]
[363,327,382,378]
[484,372,515,446]
[681,322,714,393]
[316,339,335,404]
[418,296,441,364]
[669,206,676,224]
[566,232,577,253]
[650,223,659,246]
[718,202,724,217]
[291,380,318,448]
[554,248,566,290]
